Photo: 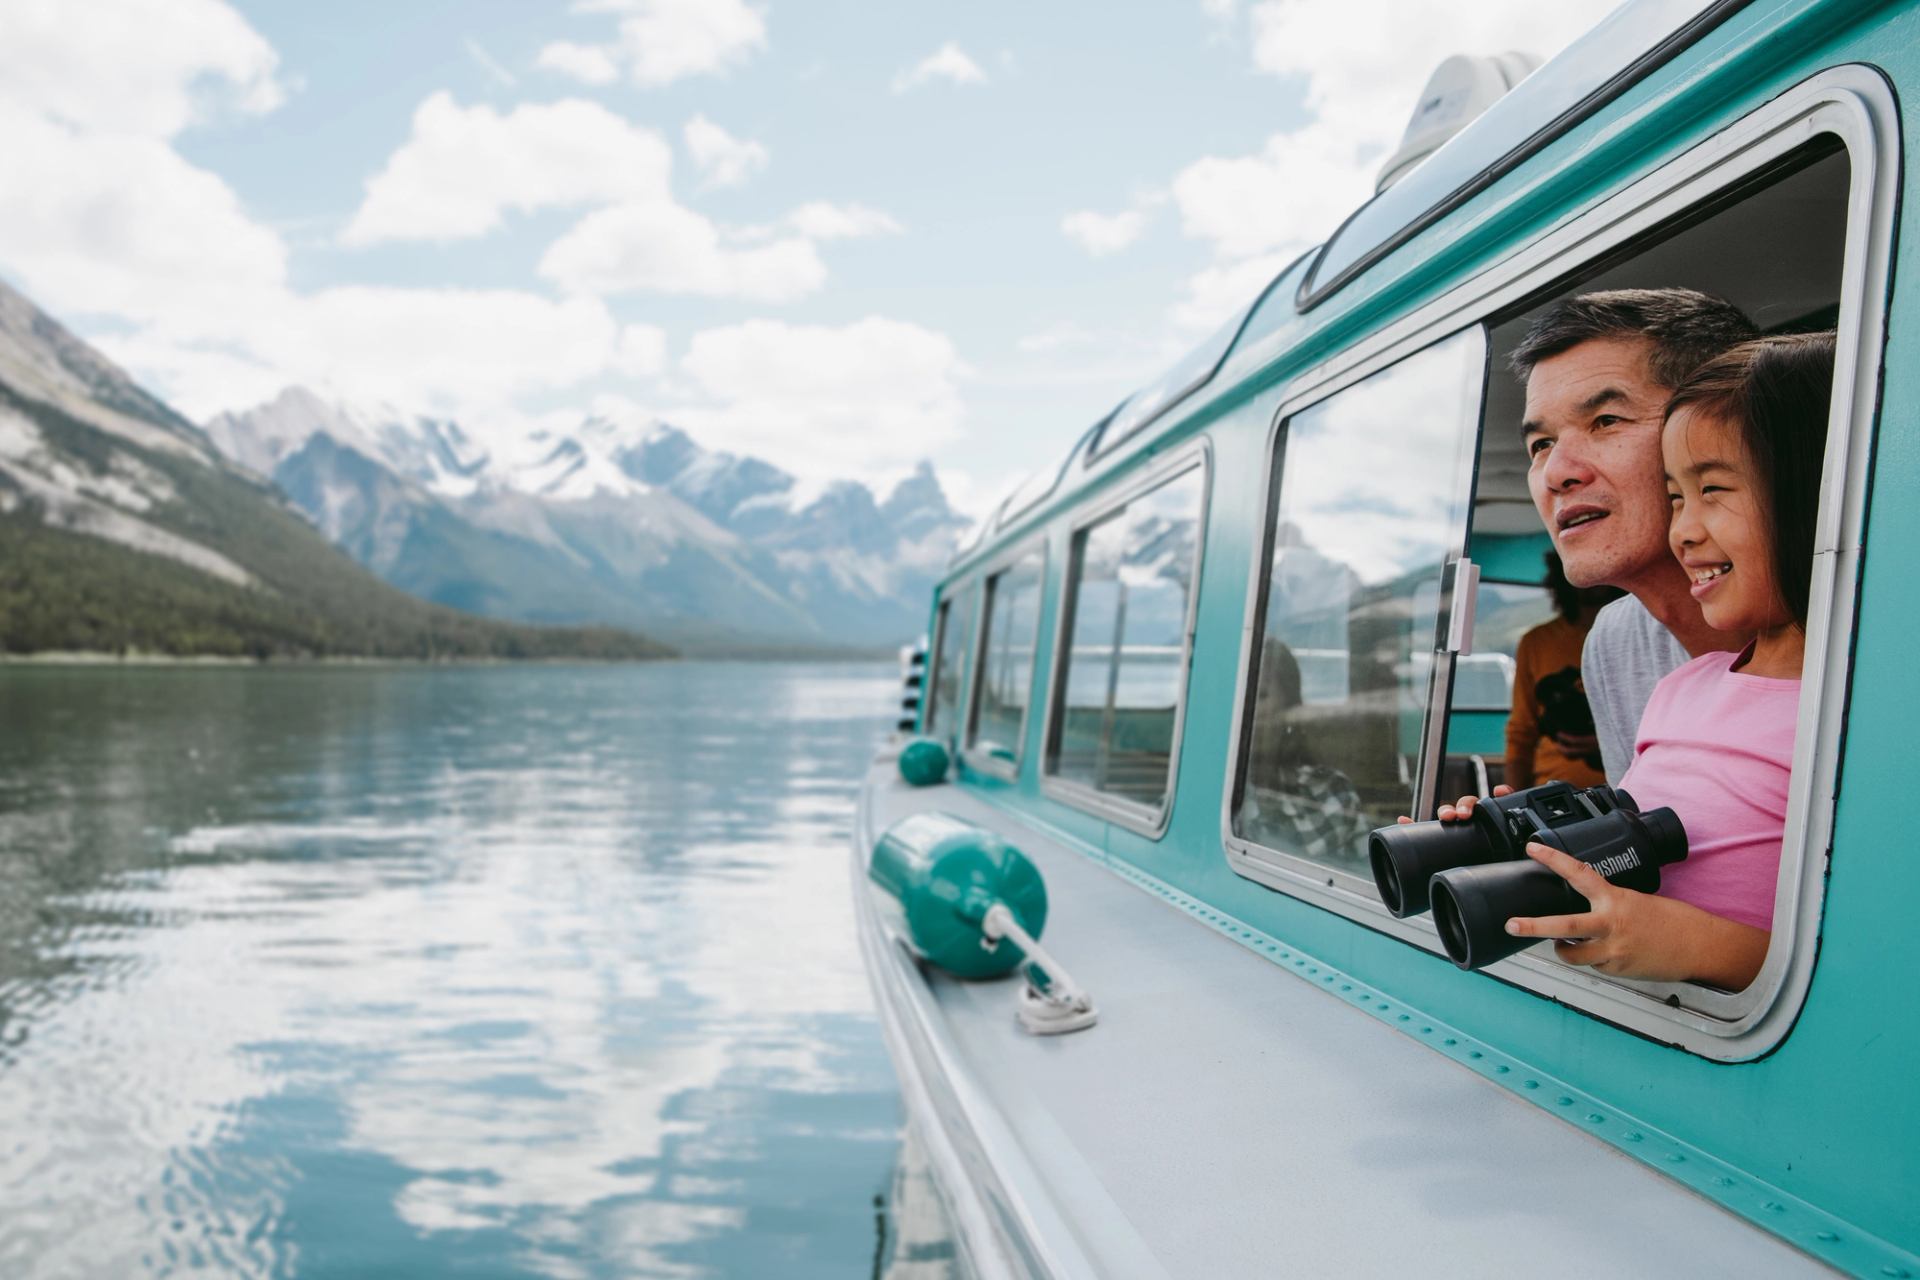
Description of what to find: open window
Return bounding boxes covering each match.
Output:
[1450,130,1859,1034]
[1225,67,1894,1056]
[1042,448,1209,833]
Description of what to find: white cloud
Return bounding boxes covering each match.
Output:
[533,41,619,85]
[683,114,768,189]
[1169,127,1371,261]
[784,202,902,241]
[1246,0,1612,148]
[340,94,876,306]
[1153,0,1616,330]
[0,0,284,138]
[0,9,695,431]
[104,289,624,423]
[280,288,622,412]
[540,202,825,302]
[1015,323,1097,355]
[615,324,669,377]
[0,106,287,331]
[1170,249,1298,333]
[1061,207,1152,257]
[669,317,967,484]
[538,0,767,90]
[891,42,988,93]
[341,93,674,245]
[89,331,288,423]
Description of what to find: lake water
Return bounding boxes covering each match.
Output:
[0,662,951,1278]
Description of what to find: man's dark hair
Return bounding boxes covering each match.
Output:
[1664,331,1836,630]
[1507,288,1759,390]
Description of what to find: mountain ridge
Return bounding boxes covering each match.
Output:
[209,387,967,652]
[0,277,672,661]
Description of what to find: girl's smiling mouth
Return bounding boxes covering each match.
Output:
[1688,561,1734,598]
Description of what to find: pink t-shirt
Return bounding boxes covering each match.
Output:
[1617,650,1799,931]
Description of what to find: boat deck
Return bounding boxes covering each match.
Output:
[855,759,1826,1278]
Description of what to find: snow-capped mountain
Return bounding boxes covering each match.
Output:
[0,277,667,659]
[207,389,968,651]
[206,386,490,496]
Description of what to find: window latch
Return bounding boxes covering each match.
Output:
[1444,557,1479,655]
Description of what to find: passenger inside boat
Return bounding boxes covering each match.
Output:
[1237,139,1852,993]
[1500,331,1835,989]
[1501,552,1618,790]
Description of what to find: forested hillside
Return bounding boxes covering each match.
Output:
[0,282,672,661]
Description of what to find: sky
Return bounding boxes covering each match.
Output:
[0,0,1618,514]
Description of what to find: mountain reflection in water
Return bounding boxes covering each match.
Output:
[0,662,945,1279]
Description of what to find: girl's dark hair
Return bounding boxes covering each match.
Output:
[1663,332,1836,628]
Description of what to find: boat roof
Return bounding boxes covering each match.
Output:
[1300,0,1747,307]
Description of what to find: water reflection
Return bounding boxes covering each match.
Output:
[0,663,916,1278]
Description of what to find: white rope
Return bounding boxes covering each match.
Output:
[980,903,1098,1035]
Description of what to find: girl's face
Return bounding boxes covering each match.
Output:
[1664,406,1789,636]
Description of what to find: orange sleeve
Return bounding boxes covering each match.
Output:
[1505,628,1545,788]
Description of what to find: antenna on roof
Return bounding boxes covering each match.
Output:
[1375,52,1541,194]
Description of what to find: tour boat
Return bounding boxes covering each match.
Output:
[856,0,1918,1273]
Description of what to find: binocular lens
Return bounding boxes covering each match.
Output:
[1430,860,1587,970]
[1368,816,1507,919]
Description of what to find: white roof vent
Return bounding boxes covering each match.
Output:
[1375,52,1541,194]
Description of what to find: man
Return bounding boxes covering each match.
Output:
[1510,288,1758,782]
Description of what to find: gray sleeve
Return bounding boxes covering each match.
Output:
[1583,619,1632,785]
[1581,599,1690,784]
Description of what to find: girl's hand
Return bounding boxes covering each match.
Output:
[1504,842,1771,990]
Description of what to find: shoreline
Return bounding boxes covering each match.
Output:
[0,649,897,667]
[0,651,672,667]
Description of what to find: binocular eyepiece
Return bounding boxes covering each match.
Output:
[1367,781,1687,971]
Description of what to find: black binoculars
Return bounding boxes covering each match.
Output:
[1367,781,1687,971]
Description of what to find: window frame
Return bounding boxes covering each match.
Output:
[1217,65,1896,1061]
[922,581,977,743]
[1225,324,1487,887]
[1039,440,1214,838]
[962,537,1050,781]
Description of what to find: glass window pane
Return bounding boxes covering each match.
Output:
[1049,465,1205,812]
[1234,331,1482,872]
[1460,581,1557,711]
[925,591,974,738]
[970,551,1045,766]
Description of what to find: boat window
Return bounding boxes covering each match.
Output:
[1455,140,1852,797]
[1221,68,1891,1054]
[1213,248,1317,380]
[1044,457,1207,825]
[923,584,976,741]
[1231,329,1484,874]
[1090,297,1260,461]
[1442,134,1858,1029]
[967,549,1046,771]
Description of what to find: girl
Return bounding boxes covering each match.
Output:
[1505,331,1836,990]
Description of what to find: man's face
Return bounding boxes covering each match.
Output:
[1521,336,1675,589]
